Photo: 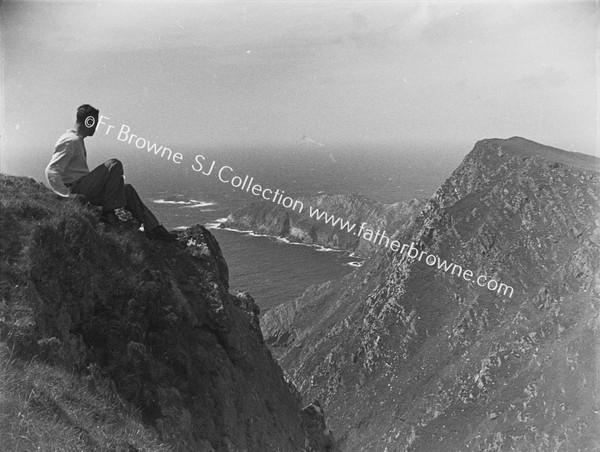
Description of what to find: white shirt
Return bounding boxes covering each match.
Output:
[45,129,90,198]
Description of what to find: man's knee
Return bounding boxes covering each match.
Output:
[124,183,138,199]
[104,158,124,174]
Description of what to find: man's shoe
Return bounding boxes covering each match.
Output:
[100,211,123,227]
[145,225,178,241]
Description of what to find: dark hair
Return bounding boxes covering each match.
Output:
[76,104,99,123]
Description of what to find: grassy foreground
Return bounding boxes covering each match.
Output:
[0,353,169,451]
[0,174,170,451]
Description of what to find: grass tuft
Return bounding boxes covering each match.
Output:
[0,351,171,451]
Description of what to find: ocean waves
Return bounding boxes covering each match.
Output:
[153,198,215,209]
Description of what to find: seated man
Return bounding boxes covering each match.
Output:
[45,104,177,240]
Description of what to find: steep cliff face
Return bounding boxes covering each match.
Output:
[263,137,600,451]
[0,175,335,451]
[221,193,424,256]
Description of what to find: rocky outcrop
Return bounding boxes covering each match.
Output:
[221,193,424,257]
[0,174,335,451]
[262,137,600,451]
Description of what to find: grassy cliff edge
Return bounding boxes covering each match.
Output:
[0,174,335,452]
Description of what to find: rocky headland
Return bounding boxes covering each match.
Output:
[261,137,600,451]
[221,193,425,257]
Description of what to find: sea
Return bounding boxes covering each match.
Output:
[121,144,465,313]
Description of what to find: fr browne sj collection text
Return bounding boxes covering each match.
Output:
[95,116,514,298]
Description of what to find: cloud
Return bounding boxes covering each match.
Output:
[349,11,369,31]
[401,2,459,39]
[517,66,570,89]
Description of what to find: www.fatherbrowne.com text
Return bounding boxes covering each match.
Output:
[97,116,514,299]
[306,210,514,298]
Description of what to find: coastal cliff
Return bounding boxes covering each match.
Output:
[221,193,424,257]
[262,137,600,451]
[0,174,335,451]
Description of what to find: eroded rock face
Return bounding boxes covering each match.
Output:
[0,175,336,451]
[221,193,425,257]
[263,137,600,451]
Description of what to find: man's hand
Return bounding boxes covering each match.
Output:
[72,194,89,205]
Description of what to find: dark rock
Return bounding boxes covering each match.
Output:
[301,400,338,451]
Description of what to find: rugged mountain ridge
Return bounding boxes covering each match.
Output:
[0,174,335,451]
[221,193,425,256]
[263,137,600,451]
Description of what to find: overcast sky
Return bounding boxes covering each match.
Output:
[0,0,597,177]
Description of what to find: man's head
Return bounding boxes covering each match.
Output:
[76,104,99,137]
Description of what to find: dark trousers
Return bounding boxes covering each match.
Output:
[70,159,159,231]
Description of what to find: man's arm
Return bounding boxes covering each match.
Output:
[45,142,77,199]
